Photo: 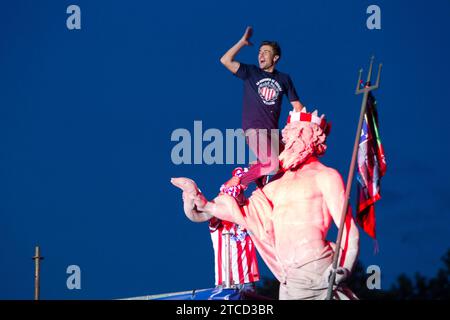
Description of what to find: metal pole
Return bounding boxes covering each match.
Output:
[32,246,44,300]
[325,57,382,300]
[222,230,232,288]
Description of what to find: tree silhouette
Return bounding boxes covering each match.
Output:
[389,249,450,300]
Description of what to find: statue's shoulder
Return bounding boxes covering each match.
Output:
[315,164,344,185]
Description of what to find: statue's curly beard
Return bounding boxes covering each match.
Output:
[279,136,315,171]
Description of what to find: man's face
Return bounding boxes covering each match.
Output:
[258,45,278,70]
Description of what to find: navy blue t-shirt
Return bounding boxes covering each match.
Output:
[234,63,299,131]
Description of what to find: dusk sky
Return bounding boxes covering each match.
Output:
[1,0,449,299]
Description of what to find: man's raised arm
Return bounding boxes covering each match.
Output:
[220,26,253,74]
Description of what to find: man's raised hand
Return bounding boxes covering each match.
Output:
[240,26,253,46]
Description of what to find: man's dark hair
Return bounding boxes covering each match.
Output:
[260,41,282,59]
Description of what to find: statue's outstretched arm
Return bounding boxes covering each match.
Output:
[171,177,246,226]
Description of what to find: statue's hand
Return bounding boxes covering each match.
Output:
[323,265,350,286]
[171,177,208,212]
[171,177,199,194]
[192,192,208,211]
[182,191,195,212]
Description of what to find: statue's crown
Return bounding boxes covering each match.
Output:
[287,107,329,133]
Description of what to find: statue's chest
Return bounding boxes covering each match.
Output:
[264,173,320,202]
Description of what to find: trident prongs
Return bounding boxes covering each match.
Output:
[373,63,383,89]
[356,56,382,95]
[366,55,375,83]
[355,68,363,94]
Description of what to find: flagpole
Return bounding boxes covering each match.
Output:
[325,56,382,300]
[32,245,44,300]
[222,230,232,288]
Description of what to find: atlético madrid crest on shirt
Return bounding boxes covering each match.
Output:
[256,78,282,105]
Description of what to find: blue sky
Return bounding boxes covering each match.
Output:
[1,0,449,299]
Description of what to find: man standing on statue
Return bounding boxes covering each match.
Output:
[220,26,305,188]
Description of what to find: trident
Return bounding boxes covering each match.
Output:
[325,56,382,300]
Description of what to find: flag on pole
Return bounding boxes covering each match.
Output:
[356,92,387,239]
